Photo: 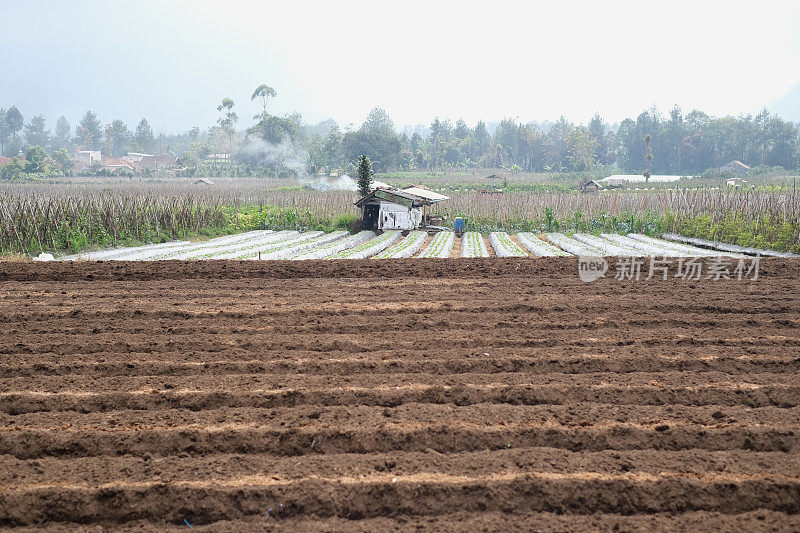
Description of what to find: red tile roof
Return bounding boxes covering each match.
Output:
[101,157,132,167]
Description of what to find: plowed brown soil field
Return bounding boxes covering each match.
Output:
[1,258,799,531]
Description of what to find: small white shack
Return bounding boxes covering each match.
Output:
[355,186,449,231]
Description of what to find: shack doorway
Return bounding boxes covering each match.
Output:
[363,204,380,230]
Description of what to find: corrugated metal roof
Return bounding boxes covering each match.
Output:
[401,186,450,203]
[356,188,422,207]
[356,186,450,207]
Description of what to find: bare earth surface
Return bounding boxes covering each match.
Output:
[0,258,799,531]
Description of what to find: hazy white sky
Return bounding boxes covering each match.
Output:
[2,0,799,133]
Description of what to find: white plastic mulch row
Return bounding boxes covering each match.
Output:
[165,231,296,260]
[626,234,739,257]
[290,231,375,260]
[59,230,273,261]
[57,229,743,261]
[231,231,325,259]
[418,231,455,258]
[260,231,349,260]
[58,239,190,261]
[545,233,604,256]
[105,239,198,261]
[460,232,489,258]
[327,231,402,259]
[145,230,275,260]
[163,230,277,260]
[599,233,696,257]
[516,233,571,257]
[194,231,304,260]
[374,231,428,259]
[147,230,271,260]
[489,232,528,257]
[572,233,643,256]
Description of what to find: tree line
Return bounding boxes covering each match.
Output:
[308,106,799,175]
[2,94,798,178]
[0,107,161,159]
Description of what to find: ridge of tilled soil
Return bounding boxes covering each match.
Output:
[1,259,798,530]
[0,256,796,282]
[7,511,800,533]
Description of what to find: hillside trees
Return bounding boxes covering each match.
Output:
[1,98,799,176]
[4,106,24,155]
[0,109,7,156]
[75,111,103,151]
[342,107,401,172]
[251,84,277,120]
[104,120,131,156]
[53,116,71,152]
[588,114,611,166]
[134,119,156,153]
[24,115,50,149]
[566,127,598,171]
[216,98,238,156]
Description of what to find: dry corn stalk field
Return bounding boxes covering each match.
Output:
[3,181,800,254]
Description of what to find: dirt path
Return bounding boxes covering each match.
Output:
[450,236,462,257]
[1,258,799,530]
[483,235,496,257]
[410,234,434,258]
[509,233,532,256]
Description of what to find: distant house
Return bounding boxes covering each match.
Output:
[100,157,134,174]
[74,150,102,172]
[726,177,747,187]
[125,152,150,163]
[125,153,178,172]
[580,180,600,194]
[194,178,214,186]
[720,161,750,174]
[153,155,178,168]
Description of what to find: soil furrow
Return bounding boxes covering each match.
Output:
[1,424,795,459]
[2,384,799,415]
[6,403,796,432]
[1,370,795,394]
[2,475,798,527]
[4,448,799,486]
[1,354,798,377]
[15,511,800,532]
